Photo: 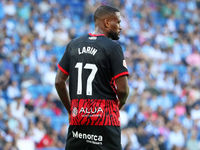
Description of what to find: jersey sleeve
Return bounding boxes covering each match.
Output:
[108,44,129,79]
[58,45,70,75]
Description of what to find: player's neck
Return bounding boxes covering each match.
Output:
[93,27,107,37]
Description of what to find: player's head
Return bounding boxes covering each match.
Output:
[94,5,121,40]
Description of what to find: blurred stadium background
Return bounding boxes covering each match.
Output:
[0,0,200,150]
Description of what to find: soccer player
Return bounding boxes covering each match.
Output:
[55,5,129,150]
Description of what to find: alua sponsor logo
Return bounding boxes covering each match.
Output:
[79,107,103,114]
[72,107,103,117]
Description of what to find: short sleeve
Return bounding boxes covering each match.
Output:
[108,44,129,79]
[58,46,70,75]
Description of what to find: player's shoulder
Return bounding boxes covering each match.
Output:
[102,38,122,52]
[96,38,120,52]
[102,36,119,45]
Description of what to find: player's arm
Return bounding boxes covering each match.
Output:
[115,75,129,110]
[55,69,71,115]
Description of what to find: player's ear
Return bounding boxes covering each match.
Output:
[103,19,110,28]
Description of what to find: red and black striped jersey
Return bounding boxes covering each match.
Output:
[58,33,129,126]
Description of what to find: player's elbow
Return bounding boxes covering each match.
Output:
[120,85,129,96]
[119,86,129,97]
[118,86,129,105]
[55,79,60,87]
[55,78,65,89]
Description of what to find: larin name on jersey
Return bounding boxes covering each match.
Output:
[78,46,98,56]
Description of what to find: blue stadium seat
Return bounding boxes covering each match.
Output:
[0,2,4,20]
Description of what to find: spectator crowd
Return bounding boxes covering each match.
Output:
[0,0,200,150]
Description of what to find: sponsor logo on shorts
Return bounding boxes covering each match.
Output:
[72,131,103,145]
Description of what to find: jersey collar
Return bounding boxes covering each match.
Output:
[89,33,105,36]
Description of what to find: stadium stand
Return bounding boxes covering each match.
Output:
[0,0,200,149]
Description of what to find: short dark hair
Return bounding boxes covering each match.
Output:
[94,5,119,21]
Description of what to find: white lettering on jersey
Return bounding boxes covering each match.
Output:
[79,107,103,113]
[72,131,103,145]
[78,47,97,56]
[88,37,97,40]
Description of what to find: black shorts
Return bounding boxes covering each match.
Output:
[65,125,122,150]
